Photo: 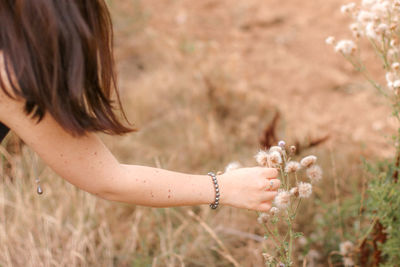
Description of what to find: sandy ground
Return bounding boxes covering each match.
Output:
[113,0,397,160]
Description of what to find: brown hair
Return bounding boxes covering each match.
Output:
[0,0,134,136]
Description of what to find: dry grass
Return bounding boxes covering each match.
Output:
[0,0,396,266]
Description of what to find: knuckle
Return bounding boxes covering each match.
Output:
[270,168,279,178]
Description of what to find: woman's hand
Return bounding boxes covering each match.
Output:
[218,167,280,212]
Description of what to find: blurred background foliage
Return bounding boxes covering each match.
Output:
[1,0,398,266]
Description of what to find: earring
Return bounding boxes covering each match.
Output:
[36,177,43,195]
[32,151,43,195]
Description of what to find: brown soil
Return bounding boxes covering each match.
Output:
[113,0,397,159]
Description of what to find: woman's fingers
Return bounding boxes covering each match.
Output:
[261,191,278,203]
[261,167,279,179]
[257,203,272,212]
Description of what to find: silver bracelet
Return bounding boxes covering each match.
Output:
[208,172,220,209]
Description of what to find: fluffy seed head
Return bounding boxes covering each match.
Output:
[357,10,374,24]
[392,62,400,70]
[394,80,400,89]
[343,257,355,267]
[225,161,241,172]
[298,182,313,198]
[269,146,283,154]
[285,161,301,173]
[306,165,323,183]
[274,190,291,209]
[290,145,296,154]
[290,187,299,197]
[365,22,377,39]
[335,40,357,55]
[270,207,279,215]
[257,213,270,224]
[386,72,395,89]
[300,155,317,167]
[255,150,269,167]
[269,151,282,167]
[340,240,355,256]
[376,23,389,35]
[325,36,336,45]
[341,2,356,14]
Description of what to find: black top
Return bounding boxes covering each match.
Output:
[0,122,10,142]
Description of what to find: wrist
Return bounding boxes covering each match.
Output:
[217,172,232,207]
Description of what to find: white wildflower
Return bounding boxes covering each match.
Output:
[341,3,356,14]
[371,2,390,18]
[257,212,270,224]
[255,150,269,167]
[388,48,399,61]
[290,187,299,196]
[362,0,377,7]
[285,161,301,173]
[298,182,313,198]
[325,36,335,45]
[340,240,354,256]
[392,62,400,70]
[376,23,389,35]
[334,40,356,55]
[343,257,355,267]
[274,190,291,209]
[269,151,282,167]
[269,145,283,154]
[365,22,377,39]
[306,165,323,183]
[357,10,374,24]
[386,72,395,89]
[394,80,400,89]
[270,207,279,215]
[300,155,317,167]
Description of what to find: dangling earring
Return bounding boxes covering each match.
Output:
[31,151,43,195]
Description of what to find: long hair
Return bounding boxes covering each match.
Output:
[0,0,135,136]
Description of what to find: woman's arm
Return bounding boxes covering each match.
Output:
[0,63,279,211]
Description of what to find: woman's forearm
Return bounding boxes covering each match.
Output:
[100,164,218,207]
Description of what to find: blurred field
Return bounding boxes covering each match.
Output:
[0,0,397,266]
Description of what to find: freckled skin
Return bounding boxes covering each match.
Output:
[0,58,280,209]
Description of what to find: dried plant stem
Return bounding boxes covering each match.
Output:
[357,217,379,249]
[187,210,240,267]
[330,152,344,241]
[264,223,282,248]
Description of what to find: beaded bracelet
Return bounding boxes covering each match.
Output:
[208,172,220,209]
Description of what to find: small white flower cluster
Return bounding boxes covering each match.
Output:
[255,141,323,215]
[327,0,400,92]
